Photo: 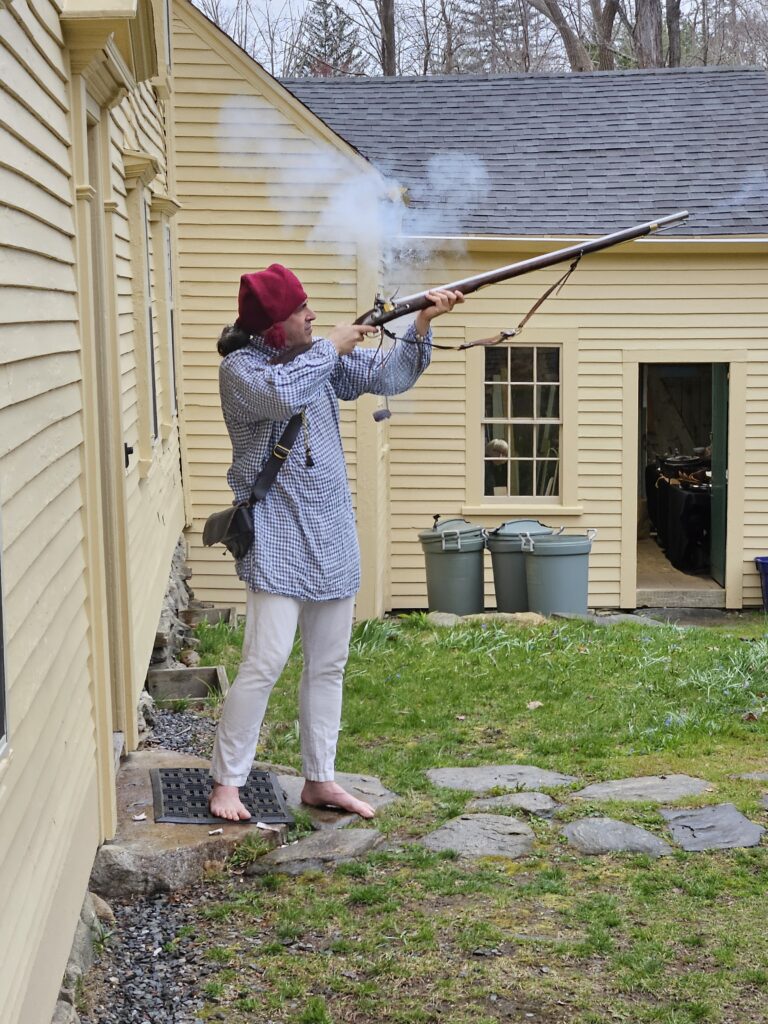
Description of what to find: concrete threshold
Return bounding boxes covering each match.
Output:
[636,588,726,609]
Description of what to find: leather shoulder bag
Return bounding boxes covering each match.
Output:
[202,414,303,559]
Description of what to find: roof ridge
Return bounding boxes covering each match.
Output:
[281,65,766,85]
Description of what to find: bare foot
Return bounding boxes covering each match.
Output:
[301,780,375,819]
[209,782,251,821]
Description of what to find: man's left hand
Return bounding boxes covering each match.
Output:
[414,289,465,337]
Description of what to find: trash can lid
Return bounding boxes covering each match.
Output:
[419,516,482,536]
[488,519,555,537]
[417,517,485,547]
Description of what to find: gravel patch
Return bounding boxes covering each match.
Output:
[142,708,218,758]
[82,710,222,1022]
[79,889,212,1024]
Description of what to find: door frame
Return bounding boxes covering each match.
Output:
[620,349,747,610]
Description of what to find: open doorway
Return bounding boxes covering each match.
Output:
[637,363,728,605]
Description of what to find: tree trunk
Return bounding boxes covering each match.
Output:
[525,0,594,70]
[589,0,619,70]
[666,0,681,65]
[633,0,663,66]
[439,0,456,73]
[378,0,397,74]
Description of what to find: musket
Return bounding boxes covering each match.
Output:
[356,210,689,327]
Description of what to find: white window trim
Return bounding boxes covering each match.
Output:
[149,196,182,439]
[124,150,161,476]
[463,326,581,517]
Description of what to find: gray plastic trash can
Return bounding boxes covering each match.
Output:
[417,517,485,616]
[523,530,597,616]
[486,520,556,612]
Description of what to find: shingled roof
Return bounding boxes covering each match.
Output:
[282,67,768,237]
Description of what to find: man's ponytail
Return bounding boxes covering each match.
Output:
[217,322,251,357]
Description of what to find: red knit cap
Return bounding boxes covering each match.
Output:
[237,264,307,335]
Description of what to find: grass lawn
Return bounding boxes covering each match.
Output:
[187,614,768,1024]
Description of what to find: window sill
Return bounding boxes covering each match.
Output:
[462,503,584,517]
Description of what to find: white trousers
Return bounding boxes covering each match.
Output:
[210,589,355,787]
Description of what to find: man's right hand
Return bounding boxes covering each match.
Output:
[328,323,378,356]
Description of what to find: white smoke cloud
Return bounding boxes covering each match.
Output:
[217,96,491,293]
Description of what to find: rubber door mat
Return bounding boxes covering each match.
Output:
[150,767,294,825]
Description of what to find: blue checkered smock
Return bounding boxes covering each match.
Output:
[219,324,432,601]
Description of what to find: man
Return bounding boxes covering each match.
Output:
[210,264,463,821]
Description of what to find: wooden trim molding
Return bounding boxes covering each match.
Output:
[65,33,135,109]
[150,74,172,101]
[149,194,182,218]
[61,0,158,83]
[123,149,160,188]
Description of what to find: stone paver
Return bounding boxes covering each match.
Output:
[552,611,663,627]
[562,817,672,857]
[421,813,535,858]
[278,772,398,830]
[426,611,461,627]
[732,772,768,782]
[573,774,709,803]
[426,611,548,627]
[245,828,384,875]
[428,764,577,793]
[463,612,548,626]
[661,803,765,851]
[467,792,559,817]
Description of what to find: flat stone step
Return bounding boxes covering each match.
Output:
[574,774,709,803]
[562,817,672,857]
[661,803,765,851]
[421,813,535,859]
[467,792,559,817]
[245,828,383,875]
[278,772,398,830]
[427,764,577,794]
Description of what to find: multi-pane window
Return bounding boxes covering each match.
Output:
[483,345,561,497]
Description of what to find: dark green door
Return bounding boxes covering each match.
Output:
[710,364,729,587]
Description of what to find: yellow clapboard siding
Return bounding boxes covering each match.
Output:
[2,78,69,167]
[0,4,194,1023]
[0,421,81,514]
[0,318,79,365]
[1,202,74,261]
[4,0,67,68]
[0,353,81,412]
[0,663,94,977]
[0,164,72,230]
[0,243,75,290]
[3,496,84,642]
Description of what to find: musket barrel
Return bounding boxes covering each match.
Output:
[357,210,689,327]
